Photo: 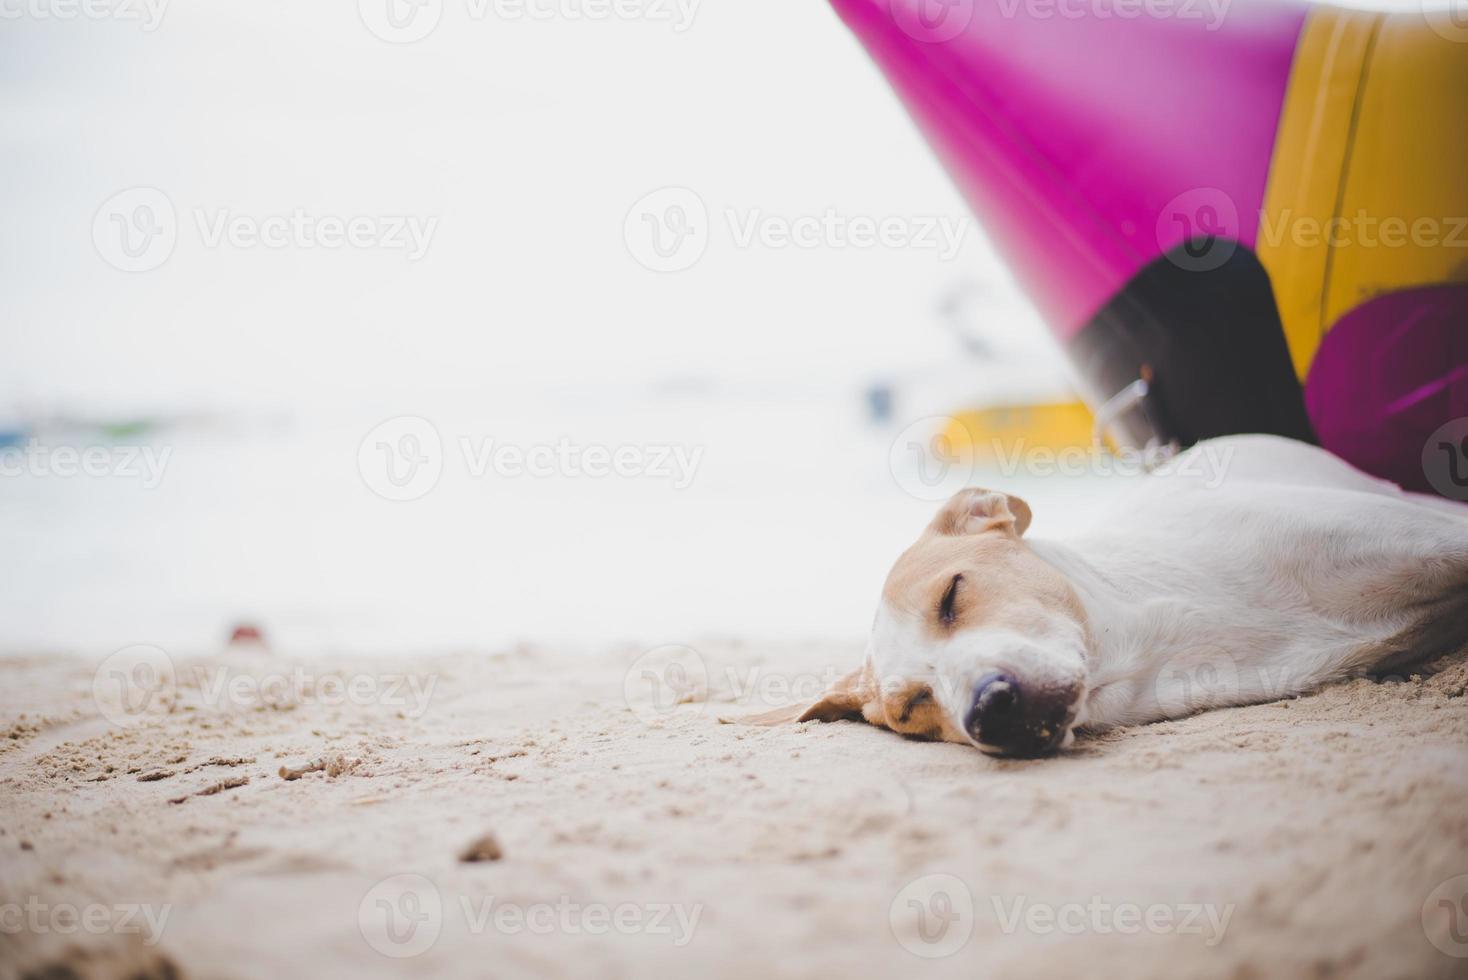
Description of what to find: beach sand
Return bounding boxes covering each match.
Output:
[2,642,1466,979]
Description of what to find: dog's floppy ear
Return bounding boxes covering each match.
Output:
[930,487,1032,537]
[722,662,879,727]
[795,661,880,723]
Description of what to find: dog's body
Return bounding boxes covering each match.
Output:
[785,435,1468,755]
[1034,435,1468,734]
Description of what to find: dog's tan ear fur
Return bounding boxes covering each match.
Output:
[720,662,879,727]
[796,661,880,723]
[930,487,1032,537]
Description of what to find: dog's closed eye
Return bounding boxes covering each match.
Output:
[938,574,961,627]
[897,687,933,723]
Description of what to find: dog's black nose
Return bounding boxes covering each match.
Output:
[965,672,1070,756]
[965,672,1021,743]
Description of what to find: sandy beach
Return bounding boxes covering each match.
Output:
[6,0,1466,976]
[2,641,1466,979]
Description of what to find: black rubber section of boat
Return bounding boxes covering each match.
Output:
[1067,242,1317,451]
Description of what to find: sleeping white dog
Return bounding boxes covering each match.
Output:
[758,435,1468,756]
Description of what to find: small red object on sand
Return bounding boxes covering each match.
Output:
[229,624,267,650]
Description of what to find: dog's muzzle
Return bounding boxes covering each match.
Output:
[964,672,1078,756]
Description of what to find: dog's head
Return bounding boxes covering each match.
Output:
[788,488,1090,756]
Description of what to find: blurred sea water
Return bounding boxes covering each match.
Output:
[0,379,1131,656]
[0,3,1140,656]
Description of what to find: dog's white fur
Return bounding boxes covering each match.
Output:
[791,436,1468,754]
[1034,436,1467,734]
